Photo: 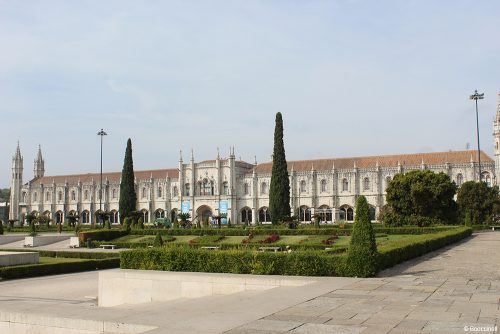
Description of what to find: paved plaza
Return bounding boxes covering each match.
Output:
[0,232,498,333]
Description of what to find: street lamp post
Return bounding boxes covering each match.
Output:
[469,90,484,181]
[97,129,107,224]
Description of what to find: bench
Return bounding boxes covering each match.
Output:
[259,246,281,252]
[99,244,117,250]
[201,246,220,250]
[491,226,500,231]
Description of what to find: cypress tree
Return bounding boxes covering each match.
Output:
[269,112,291,224]
[119,139,137,223]
[347,196,378,277]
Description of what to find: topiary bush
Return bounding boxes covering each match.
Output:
[154,232,164,247]
[346,196,377,277]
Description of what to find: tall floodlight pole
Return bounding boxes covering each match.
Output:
[469,90,484,181]
[97,129,107,222]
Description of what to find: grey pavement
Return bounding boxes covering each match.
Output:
[0,232,498,333]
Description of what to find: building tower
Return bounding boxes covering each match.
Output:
[494,92,500,185]
[9,142,23,222]
[33,144,45,179]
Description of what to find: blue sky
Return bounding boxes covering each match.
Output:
[1,0,499,188]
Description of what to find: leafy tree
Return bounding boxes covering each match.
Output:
[38,214,51,229]
[0,188,10,202]
[346,196,377,277]
[119,139,137,223]
[456,181,500,225]
[178,213,191,228]
[269,112,291,224]
[385,170,458,225]
[25,213,37,227]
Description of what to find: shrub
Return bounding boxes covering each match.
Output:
[346,196,377,277]
[261,233,279,244]
[154,233,164,247]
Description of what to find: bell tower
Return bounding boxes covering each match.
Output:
[33,144,45,178]
[493,92,500,184]
[9,142,23,221]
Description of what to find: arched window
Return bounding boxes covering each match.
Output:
[299,206,311,222]
[317,205,332,222]
[320,179,327,193]
[112,189,117,199]
[339,205,354,221]
[84,190,88,200]
[342,179,348,192]
[157,187,162,198]
[369,205,376,221]
[244,183,249,195]
[456,174,463,187]
[71,190,76,201]
[46,192,50,201]
[155,209,165,219]
[82,211,89,224]
[33,192,38,202]
[385,176,392,189]
[110,210,118,224]
[22,192,27,202]
[201,179,213,196]
[142,187,147,199]
[58,191,63,201]
[173,186,178,197]
[241,207,252,223]
[222,182,229,195]
[261,182,268,195]
[300,180,307,193]
[56,211,63,224]
[258,207,271,223]
[363,177,370,191]
[141,209,149,223]
[185,183,190,196]
[482,172,492,187]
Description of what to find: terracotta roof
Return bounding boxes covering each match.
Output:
[252,150,493,173]
[29,168,179,186]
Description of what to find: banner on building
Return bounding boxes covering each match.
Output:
[181,201,190,214]
[219,200,228,214]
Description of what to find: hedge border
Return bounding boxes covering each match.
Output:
[0,249,119,259]
[0,258,120,280]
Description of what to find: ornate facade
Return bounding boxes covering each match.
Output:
[8,93,500,226]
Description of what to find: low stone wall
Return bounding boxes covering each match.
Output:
[24,236,70,247]
[0,236,25,245]
[0,311,156,334]
[98,269,315,307]
[0,252,39,266]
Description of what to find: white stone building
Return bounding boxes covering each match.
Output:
[8,94,500,226]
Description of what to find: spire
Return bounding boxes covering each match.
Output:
[496,91,500,123]
[179,150,183,162]
[34,144,45,178]
[12,141,23,171]
[190,148,194,162]
[254,155,257,165]
[14,141,22,160]
[217,147,220,160]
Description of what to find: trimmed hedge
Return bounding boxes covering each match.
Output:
[79,230,128,244]
[377,227,472,270]
[120,247,346,276]
[0,249,119,259]
[0,258,120,280]
[129,226,455,237]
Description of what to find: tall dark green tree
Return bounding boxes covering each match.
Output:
[119,139,137,223]
[269,112,291,224]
